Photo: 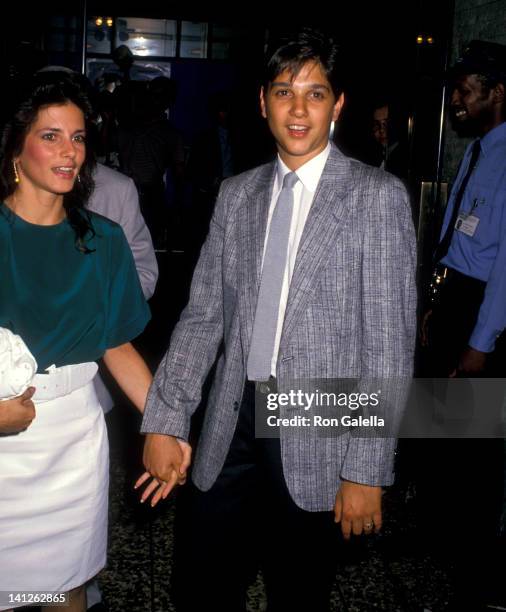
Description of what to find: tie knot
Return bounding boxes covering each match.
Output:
[282,171,298,190]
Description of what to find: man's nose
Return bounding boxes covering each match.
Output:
[290,95,308,116]
[450,89,460,106]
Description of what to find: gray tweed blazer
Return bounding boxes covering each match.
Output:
[141,144,417,511]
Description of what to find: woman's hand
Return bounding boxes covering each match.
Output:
[134,470,186,507]
[0,387,36,433]
[135,434,192,506]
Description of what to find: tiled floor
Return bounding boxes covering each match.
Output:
[98,410,453,612]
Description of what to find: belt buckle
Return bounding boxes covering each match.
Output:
[256,381,271,394]
[429,265,448,303]
[255,376,276,395]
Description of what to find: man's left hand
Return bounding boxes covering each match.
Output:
[334,480,382,539]
[450,346,487,377]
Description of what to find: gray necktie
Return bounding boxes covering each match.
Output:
[247,171,299,381]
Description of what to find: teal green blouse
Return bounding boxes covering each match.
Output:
[0,204,151,372]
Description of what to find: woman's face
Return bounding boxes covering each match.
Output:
[15,102,86,196]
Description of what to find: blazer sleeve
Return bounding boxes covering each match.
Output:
[340,176,417,486]
[118,177,159,300]
[140,180,231,439]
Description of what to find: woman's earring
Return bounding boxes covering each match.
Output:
[77,174,81,184]
[13,161,20,184]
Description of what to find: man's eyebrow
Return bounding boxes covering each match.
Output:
[270,81,330,91]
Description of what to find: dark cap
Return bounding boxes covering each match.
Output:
[448,40,506,83]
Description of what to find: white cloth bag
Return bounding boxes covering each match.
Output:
[0,327,37,399]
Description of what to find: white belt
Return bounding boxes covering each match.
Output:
[33,362,98,403]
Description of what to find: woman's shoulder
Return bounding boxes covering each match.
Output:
[86,209,122,235]
[0,204,14,236]
[85,210,129,256]
[0,203,12,223]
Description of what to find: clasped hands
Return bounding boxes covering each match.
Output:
[135,433,192,507]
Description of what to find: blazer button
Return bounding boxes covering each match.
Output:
[233,401,239,411]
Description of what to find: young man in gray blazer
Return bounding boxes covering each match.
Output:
[139,30,417,611]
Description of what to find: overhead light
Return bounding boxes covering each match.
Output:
[427,36,434,44]
[95,16,103,27]
[416,35,424,45]
[106,17,113,27]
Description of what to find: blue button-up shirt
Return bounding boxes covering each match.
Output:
[441,121,506,352]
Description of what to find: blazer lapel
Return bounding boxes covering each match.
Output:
[238,161,276,354]
[282,146,353,341]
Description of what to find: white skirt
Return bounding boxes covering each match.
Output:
[0,363,108,609]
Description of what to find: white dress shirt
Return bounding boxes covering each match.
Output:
[262,142,331,376]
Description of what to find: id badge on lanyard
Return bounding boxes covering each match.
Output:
[455,212,479,237]
[455,197,483,237]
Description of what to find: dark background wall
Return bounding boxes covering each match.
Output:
[443,0,506,181]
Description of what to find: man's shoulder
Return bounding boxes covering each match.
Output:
[346,155,406,193]
[328,150,410,219]
[323,145,405,194]
[89,164,137,220]
[92,163,134,190]
[215,162,275,208]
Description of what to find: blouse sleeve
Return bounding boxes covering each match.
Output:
[105,224,151,348]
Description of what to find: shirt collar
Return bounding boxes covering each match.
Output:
[478,121,506,156]
[276,142,331,193]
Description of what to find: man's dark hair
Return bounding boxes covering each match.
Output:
[0,71,96,253]
[263,29,343,98]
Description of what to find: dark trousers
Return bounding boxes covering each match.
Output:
[417,268,505,607]
[172,381,342,612]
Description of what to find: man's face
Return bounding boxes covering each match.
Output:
[450,74,495,136]
[372,106,389,146]
[260,61,343,170]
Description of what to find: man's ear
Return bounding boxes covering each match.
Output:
[493,82,505,106]
[332,93,345,122]
[260,86,267,119]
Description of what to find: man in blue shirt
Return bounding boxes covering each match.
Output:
[420,40,506,611]
[432,41,506,376]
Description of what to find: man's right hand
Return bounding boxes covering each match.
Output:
[0,387,36,434]
[137,433,192,506]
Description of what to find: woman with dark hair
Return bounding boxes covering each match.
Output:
[0,73,173,611]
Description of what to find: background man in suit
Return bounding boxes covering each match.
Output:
[139,30,416,612]
[370,101,408,182]
[89,163,158,301]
